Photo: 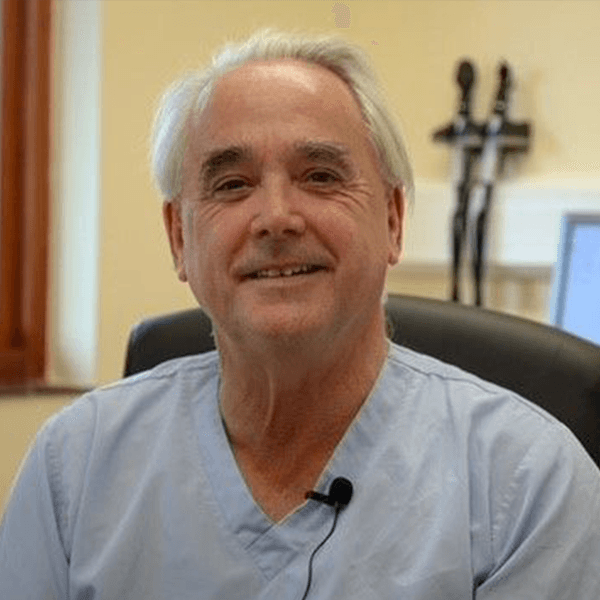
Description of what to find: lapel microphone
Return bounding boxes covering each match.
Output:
[301,477,354,599]
[305,477,354,508]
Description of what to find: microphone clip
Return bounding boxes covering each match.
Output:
[305,477,353,509]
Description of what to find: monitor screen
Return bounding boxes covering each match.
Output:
[550,213,600,346]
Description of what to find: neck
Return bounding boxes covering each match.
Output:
[216,313,389,519]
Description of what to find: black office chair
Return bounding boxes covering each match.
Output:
[124,294,600,465]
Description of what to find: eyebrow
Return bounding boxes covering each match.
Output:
[199,140,356,185]
[200,145,253,183]
[292,141,355,176]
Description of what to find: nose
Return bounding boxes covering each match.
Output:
[249,179,306,239]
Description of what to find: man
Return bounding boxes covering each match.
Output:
[1,30,599,599]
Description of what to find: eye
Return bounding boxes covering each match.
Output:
[215,178,248,192]
[305,170,342,185]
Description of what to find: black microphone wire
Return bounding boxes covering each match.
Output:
[299,503,343,600]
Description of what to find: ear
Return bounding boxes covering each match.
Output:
[162,200,188,282]
[387,185,405,266]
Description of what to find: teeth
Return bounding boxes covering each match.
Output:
[253,265,319,279]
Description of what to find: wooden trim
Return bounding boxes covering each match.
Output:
[0,384,91,398]
[22,0,52,381]
[0,0,26,353]
[0,351,27,385]
[0,0,52,385]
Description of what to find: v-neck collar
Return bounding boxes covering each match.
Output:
[192,345,396,582]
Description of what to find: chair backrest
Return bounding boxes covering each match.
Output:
[124,294,600,465]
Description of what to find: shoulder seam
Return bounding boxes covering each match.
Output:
[386,345,557,426]
[100,353,220,393]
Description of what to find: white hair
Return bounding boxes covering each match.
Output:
[151,29,414,203]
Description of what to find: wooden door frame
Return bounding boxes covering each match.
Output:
[0,0,52,385]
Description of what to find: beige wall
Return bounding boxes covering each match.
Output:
[4,0,599,511]
[97,0,600,382]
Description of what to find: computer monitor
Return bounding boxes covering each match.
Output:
[550,213,600,346]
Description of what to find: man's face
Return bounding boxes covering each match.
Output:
[164,59,404,351]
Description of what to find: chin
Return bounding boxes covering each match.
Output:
[236,303,335,343]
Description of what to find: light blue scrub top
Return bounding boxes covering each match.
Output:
[1,343,599,599]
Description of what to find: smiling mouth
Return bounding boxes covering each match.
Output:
[246,264,326,280]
